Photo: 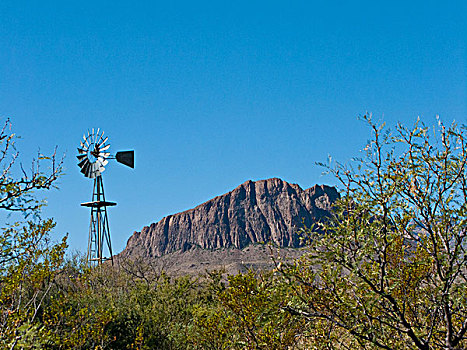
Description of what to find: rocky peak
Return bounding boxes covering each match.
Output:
[120,178,339,259]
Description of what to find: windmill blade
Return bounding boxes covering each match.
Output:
[82,161,90,175]
[85,132,92,148]
[85,162,92,177]
[91,163,99,177]
[97,158,108,167]
[98,136,109,147]
[83,133,89,147]
[80,161,90,176]
[99,152,110,158]
[81,161,95,178]
[77,148,86,155]
[95,128,99,143]
[95,134,102,149]
[99,144,110,152]
[78,158,89,169]
[116,151,134,168]
[96,132,105,147]
[77,154,87,161]
[94,129,100,146]
[95,130,102,144]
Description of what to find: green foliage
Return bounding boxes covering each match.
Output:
[0,118,67,348]
[282,116,467,349]
[190,302,236,349]
[0,118,62,214]
[42,263,304,350]
[217,271,304,349]
[43,260,214,349]
[41,263,113,349]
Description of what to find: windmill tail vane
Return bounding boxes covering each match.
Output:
[77,128,134,266]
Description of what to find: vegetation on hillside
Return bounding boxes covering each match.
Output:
[1,117,466,349]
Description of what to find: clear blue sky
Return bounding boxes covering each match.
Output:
[1,0,465,254]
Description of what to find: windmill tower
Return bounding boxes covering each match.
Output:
[77,129,134,266]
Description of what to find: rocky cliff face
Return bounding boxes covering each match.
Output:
[120,178,339,259]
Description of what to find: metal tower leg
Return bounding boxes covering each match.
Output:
[82,175,116,266]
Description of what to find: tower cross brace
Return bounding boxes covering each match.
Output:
[81,175,116,266]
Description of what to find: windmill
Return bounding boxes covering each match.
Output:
[77,128,134,266]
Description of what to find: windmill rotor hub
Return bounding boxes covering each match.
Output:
[77,128,110,179]
[90,144,99,157]
[77,128,134,179]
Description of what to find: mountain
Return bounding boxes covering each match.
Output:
[118,178,339,273]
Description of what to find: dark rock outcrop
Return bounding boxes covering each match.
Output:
[120,178,339,260]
